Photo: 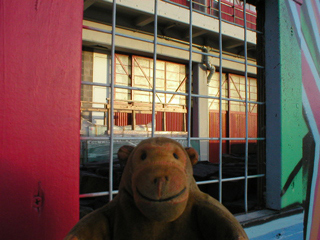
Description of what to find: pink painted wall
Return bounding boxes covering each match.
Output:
[0,1,83,239]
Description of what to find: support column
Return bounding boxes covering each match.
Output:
[192,63,209,161]
[265,0,307,210]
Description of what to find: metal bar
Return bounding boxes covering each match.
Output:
[227,73,232,154]
[190,137,265,141]
[81,81,111,87]
[244,0,249,213]
[151,0,158,137]
[80,190,119,198]
[81,81,265,104]
[196,174,266,185]
[233,0,236,24]
[79,172,266,198]
[82,25,112,34]
[80,136,266,141]
[218,0,223,203]
[108,0,117,202]
[187,0,193,147]
[160,0,260,33]
[83,25,264,69]
[192,93,264,104]
[159,42,263,68]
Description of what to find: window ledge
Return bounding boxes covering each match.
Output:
[236,206,304,228]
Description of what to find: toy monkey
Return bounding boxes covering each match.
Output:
[65,137,248,240]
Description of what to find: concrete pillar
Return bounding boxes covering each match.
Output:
[192,63,209,161]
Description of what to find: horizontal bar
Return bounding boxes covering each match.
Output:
[189,137,265,141]
[116,31,154,44]
[82,81,189,96]
[193,49,264,69]
[196,174,265,185]
[115,84,189,96]
[161,0,262,35]
[82,81,265,105]
[79,190,119,198]
[80,136,266,141]
[82,81,111,87]
[83,25,112,34]
[191,93,265,105]
[83,25,263,69]
[80,136,190,141]
[79,173,266,198]
[157,40,262,69]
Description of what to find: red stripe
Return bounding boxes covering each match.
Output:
[302,53,320,132]
[302,52,320,239]
[311,0,320,32]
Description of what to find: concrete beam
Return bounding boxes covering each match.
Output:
[135,15,154,27]
[224,40,245,49]
[101,0,256,44]
[82,21,257,75]
[184,29,207,39]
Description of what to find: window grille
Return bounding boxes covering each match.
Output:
[81,0,265,217]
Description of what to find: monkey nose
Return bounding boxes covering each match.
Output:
[153,176,169,198]
[153,176,169,184]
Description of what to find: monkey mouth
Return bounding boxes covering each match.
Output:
[136,187,187,202]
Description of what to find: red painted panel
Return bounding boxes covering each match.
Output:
[221,0,234,23]
[230,112,257,140]
[136,113,164,131]
[0,1,83,239]
[115,112,131,126]
[169,0,188,7]
[209,111,257,162]
[209,111,228,163]
[136,113,153,126]
[168,0,256,29]
[166,112,185,131]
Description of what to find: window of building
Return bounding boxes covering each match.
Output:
[80,0,265,218]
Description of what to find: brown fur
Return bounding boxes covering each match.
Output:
[65,137,248,240]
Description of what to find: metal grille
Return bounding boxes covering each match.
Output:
[80,0,265,215]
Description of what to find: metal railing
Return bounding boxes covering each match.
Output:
[80,0,265,214]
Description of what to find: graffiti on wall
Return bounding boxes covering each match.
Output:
[286,0,320,239]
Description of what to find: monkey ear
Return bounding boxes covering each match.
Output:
[185,147,199,166]
[117,145,135,167]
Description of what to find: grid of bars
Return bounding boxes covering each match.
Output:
[80,0,265,214]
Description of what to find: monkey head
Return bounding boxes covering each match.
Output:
[117,137,198,222]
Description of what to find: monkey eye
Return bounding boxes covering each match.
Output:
[141,152,147,160]
[173,153,179,159]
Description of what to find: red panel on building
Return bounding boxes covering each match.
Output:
[135,113,164,131]
[166,112,185,131]
[169,0,256,30]
[209,111,228,163]
[209,111,257,162]
[170,0,189,6]
[115,112,131,126]
[0,1,83,239]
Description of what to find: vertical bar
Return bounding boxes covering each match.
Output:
[233,0,235,24]
[243,0,249,213]
[152,0,158,137]
[227,73,231,154]
[187,0,193,147]
[218,0,223,203]
[109,0,117,202]
[256,0,266,210]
